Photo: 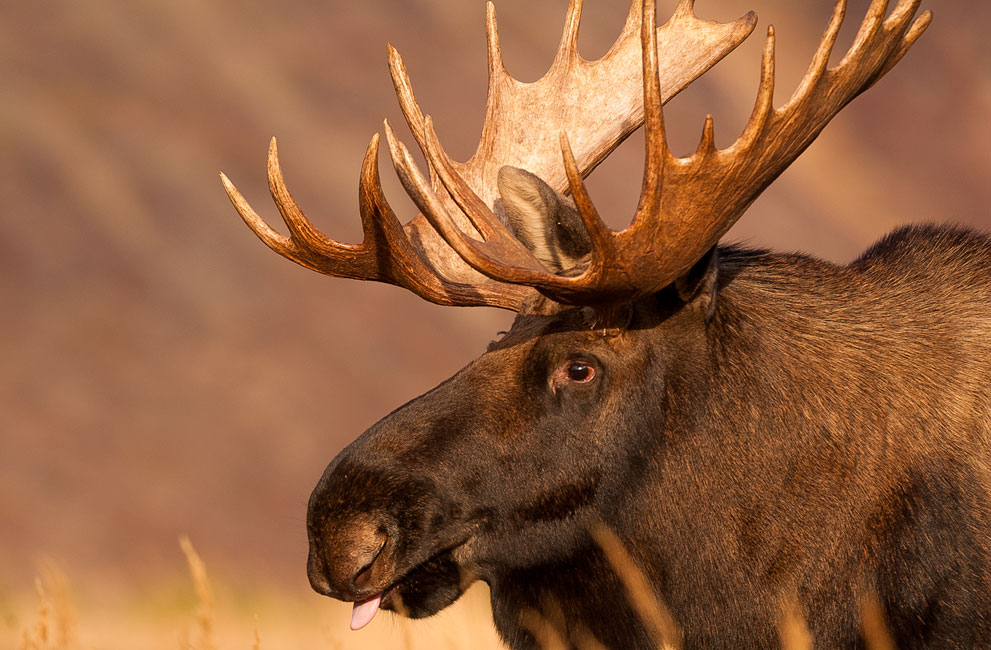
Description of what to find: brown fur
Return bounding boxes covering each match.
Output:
[306,221,990,649]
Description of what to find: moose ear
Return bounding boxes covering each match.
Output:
[497,166,591,274]
[674,246,719,319]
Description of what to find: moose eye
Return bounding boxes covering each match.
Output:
[566,361,595,383]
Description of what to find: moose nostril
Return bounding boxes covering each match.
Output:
[308,515,391,596]
[352,533,387,588]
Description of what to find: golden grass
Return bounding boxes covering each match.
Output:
[5,538,504,650]
[591,525,893,650]
[177,536,216,650]
[18,561,77,650]
[592,525,682,650]
[776,591,812,650]
[859,593,896,650]
[6,535,896,650]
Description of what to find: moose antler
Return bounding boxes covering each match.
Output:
[222,0,756,311]
[391,0,931,306]
[221,136,533,309]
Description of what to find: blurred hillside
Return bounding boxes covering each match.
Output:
[1,0,988,600]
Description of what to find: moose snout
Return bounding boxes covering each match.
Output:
[307,514,390,600]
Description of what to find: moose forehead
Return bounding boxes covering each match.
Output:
[486,302,644,353]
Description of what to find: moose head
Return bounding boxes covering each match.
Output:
[223,1,991,648]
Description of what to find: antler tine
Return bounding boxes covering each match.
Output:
[630,0,667,232]
[485,2,508,82]
[850,0,889,56]
[695,115,717,158]
[793,0,846,101]
[267,138,354,263]
[555,0,583,65]
[559,130,619,279]
[388,44,429,154]
[736,27,776,152]
[885,0,920,29]
[673,0,695,16]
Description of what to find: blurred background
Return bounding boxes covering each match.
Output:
[1,0,988,609]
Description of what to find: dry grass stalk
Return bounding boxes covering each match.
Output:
[19,578,50,650]
[590,525,682,650]
[776,590,812,650]
[520,608,568,650]
[861,592,896,650]
[568,617,609,650]
[42,561,76,649]
[400,617,415,650]
[19,560,78,650]
[521,594,617,650]
[179,536,218,650]
[252,614,262,650]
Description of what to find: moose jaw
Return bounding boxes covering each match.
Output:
[222,0,991,648]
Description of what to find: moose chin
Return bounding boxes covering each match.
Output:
[223,0,990,648]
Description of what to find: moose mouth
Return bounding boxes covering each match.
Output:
[349,539,473,629]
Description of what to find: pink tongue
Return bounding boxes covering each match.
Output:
[350,593,383,631]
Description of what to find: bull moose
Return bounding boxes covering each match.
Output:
[221,0,991,647]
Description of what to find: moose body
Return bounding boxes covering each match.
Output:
[306,225,991,649]
[223,0,990,646]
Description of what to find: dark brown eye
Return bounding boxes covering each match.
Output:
[566,362,594,383]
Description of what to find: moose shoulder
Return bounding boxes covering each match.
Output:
[222,0,990,647]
